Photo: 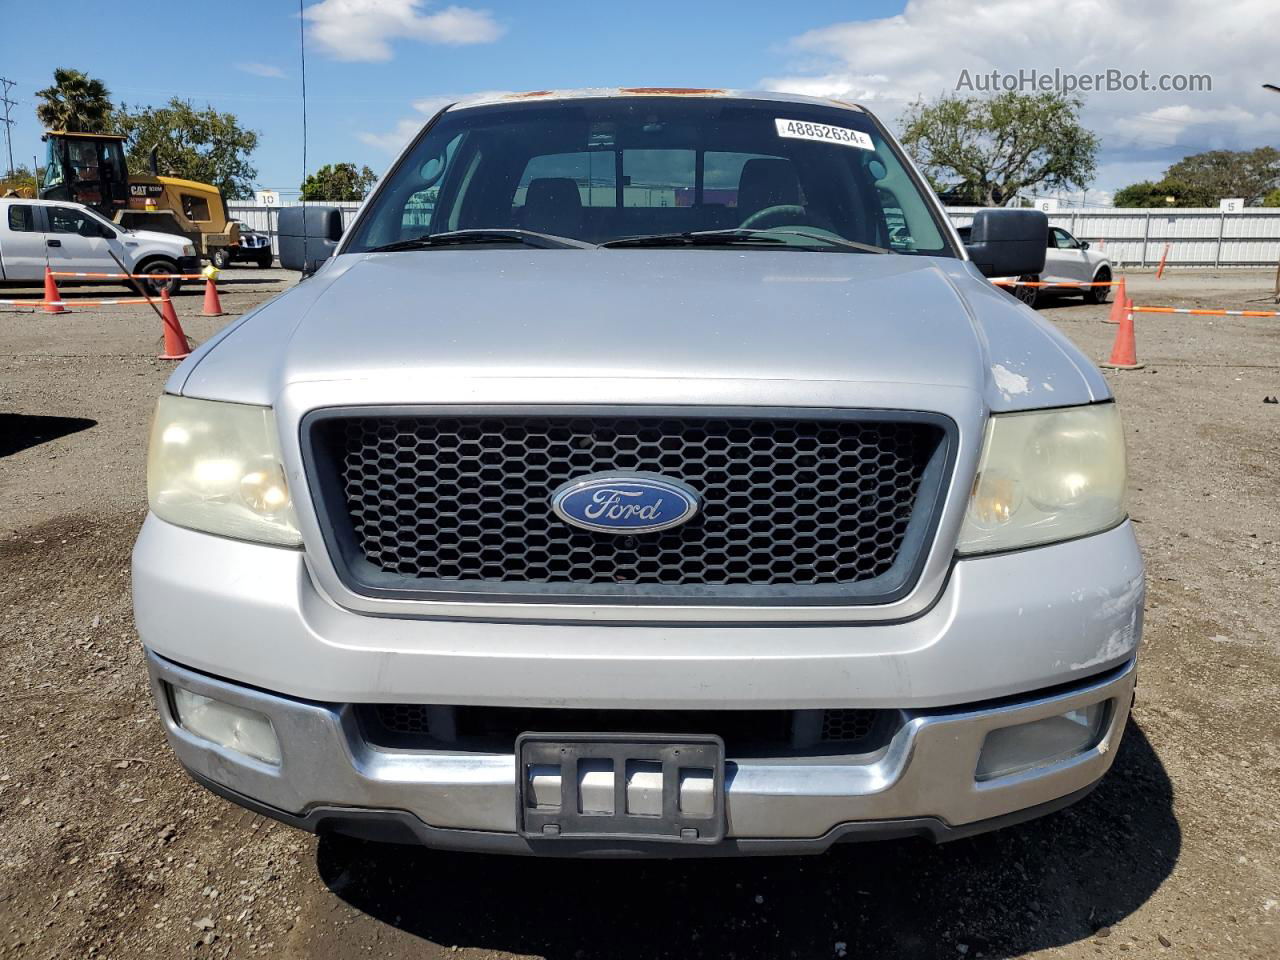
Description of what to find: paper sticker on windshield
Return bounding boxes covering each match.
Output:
[775,118,874,150]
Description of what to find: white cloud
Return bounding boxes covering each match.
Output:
[358,91,513,152]
[358,118,426,153]
[304,0,503,62]
[235,62,286,79]
[1125,104,1264,148]
[761,0,1280,193]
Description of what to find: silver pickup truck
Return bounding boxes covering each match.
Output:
[0,198,199,294]
[133,89,1143,856]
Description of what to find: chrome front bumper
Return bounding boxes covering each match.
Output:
[147,650,1135,856]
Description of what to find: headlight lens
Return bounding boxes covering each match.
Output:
[182,243,197,256]
[147,395,301,545]
[957,404,1126,554]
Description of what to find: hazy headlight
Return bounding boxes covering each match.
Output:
[182,243,197,256]
[957,404,1126,554]
[147,395,301,546]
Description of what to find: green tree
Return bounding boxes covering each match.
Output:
[1264,188,1280,207]
[35,68,114,133]
[1114,149,1280,208]
[1164,148,1280,206]
[300,162,379,201]
[112,99,260,199]
[899,92,1099,206]
[1112,178,1206,208]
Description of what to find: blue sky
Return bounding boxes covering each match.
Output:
[4,0,1273,203]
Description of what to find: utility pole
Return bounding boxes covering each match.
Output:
[0,78,17,179]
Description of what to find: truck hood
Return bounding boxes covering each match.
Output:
[124,228,190,251]
[174,250,1108,411]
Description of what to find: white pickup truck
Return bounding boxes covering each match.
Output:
[0,197,200,295]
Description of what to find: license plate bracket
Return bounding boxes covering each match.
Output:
[516,733,726,843]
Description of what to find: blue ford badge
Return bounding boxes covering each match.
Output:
[551,472,702,535]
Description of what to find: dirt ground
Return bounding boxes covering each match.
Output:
[0,266,1277,960]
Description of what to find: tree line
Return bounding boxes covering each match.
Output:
[898,91,1279,208]
[4,67,377,202]
[11,68,1277,208]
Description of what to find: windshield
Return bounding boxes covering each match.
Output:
[344,97,954,256]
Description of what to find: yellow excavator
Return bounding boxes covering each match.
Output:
[34,131,239,263]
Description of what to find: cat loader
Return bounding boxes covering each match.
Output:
[37,131,238,261]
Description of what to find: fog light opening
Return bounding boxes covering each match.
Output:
[170,685,282,766]
[975,701,1109,782]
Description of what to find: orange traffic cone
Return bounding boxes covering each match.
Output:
[201,275,225,317]
[1100,303,1143,370]
[43,267,68,314]
[1104,276,1127,324]
[158,289,192,360]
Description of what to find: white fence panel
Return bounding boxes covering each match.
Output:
[945,207,1280,267]
[227,201,1280,267]
[227,201,363,256]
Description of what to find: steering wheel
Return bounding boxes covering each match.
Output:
[738,204,808,230]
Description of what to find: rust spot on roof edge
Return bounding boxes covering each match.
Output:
[618,87,726,95]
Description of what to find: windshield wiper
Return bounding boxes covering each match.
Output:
[600,228,893,253]
[762,230,895,254]
[600,229,786,249]
[369,229,593,252]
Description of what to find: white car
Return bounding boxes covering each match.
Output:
[0,198,200,295]
[958,224,1114,309]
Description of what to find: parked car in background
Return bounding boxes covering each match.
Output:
[0,197,198,295]
[135,89,1141,858]
[958,224,1113,308]
[211,222,274,269]
[1041,227,1113,305]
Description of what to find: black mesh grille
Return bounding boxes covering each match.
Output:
[378,703,434,735]
[821,709,878,743]
[307,411,949,602]
[362,704,886,755]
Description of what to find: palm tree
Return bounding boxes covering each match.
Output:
[34,68,113,133]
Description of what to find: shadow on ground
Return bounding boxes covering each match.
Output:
[0,414,96,457]
[1032,296,1108,311]
[316,720,1177,960]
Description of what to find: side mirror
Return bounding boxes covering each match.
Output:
[964,209,1048,278]
[1079,240,1090,250]
[278,206,344,274]
[78,220,100,238]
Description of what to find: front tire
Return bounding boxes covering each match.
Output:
[1014,275,1039,309]
[257,253,273,268]
[139,259,181,297]
[1087,268,1112,304]
[211,248,232,270]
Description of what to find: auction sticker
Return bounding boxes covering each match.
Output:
[774,118,874,150]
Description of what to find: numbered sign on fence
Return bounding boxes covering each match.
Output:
[1219,198,1244,213]
[255,190,280,207]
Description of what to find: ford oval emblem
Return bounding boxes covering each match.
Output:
[550,472,702,535]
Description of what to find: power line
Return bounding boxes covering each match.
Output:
[0,78,17,179]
